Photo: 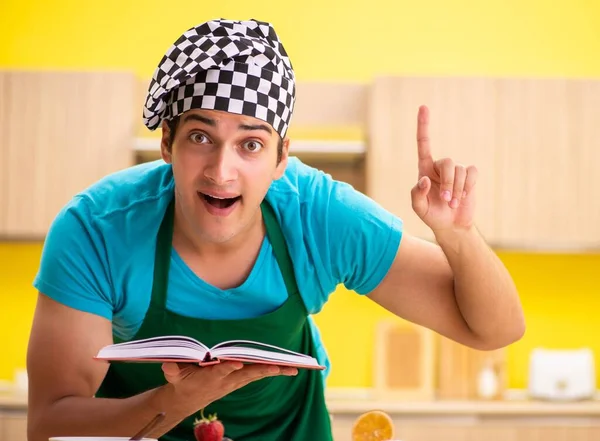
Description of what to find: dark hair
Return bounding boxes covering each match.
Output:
[166,115,284,163]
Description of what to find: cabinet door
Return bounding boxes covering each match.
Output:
[367,77,499,244]
[465,423,600,441]
[2,413,27,441]
[0,73,8,235]
[397,424,473,441]
[494,79,600,249]
[367,76,600,250]
[330,414,353,441]
[467,425,519,441]
[1,70,136,238]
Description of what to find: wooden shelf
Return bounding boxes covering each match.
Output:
[0,392,26,410]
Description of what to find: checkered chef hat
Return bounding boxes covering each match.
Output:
[143,18,296,138]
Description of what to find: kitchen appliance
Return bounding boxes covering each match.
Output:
[528,347,596,401]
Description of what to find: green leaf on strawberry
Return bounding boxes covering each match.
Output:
[193,408,225,441]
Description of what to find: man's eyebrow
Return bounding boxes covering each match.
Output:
[181,115,272,135]
[182,114,216,126]
[239,123,272,134]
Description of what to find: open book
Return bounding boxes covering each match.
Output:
[94,335,325,370]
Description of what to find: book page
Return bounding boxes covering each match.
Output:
[210,340,310,357]
[96,344,207,361]
[210,340,318,366]
[110,335,209,352]
[95,335,210,361]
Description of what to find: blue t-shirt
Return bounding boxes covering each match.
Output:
[33,157,403,381]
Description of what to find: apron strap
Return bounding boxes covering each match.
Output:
[151,197,175,308]
[151,196,300,309]
[260,200,300,298]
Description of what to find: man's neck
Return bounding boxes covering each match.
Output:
[172,201,265,259]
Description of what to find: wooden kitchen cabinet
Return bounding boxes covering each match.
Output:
[393,424,600,441]
[328,398,600,441]
[0,71,137,239]
[0,412,27,441]
[0,72,8,235]
[367,76,500,244]
[331,418,600,441]
[367,76,600,250]
[466,425,600,441]
[494,79,600,249]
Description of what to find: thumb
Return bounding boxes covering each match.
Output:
[162,362,195,384]
[411,176,431,218]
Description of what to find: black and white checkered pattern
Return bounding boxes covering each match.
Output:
[143,19,296,138]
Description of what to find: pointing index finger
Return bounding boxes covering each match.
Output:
[417,105,433,169]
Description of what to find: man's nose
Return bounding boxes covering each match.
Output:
[203,146,238,185]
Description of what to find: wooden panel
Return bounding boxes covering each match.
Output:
[373,319,436,400]
[367,76,600,249]
[437,336,506,400]
[0,73,8,234]
[135,78,369,138]
[366,76,498,243]
[329,413,600,441]
[301,154,365,194]
[330,414,353,441]
[398,425,472,441]
[292,81,368,129]
[580,81,600,248]
[2,413,27,441]
[495,79,600,249]
[2,71,136,238]
[136,77,151,138]
[468,426,519,441]
[512,426,590,441]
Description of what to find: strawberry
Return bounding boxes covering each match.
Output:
[193,408,225,441]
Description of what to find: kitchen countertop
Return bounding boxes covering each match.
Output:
[0,391,27,410]
[326,398,600,416]
[3,389,600,416]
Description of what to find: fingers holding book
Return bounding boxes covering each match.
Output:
[161,361,298,408]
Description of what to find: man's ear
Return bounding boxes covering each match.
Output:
[273,137,290,180]
[160,120,173,164]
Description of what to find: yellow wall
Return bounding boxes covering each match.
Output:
[2,244,600,389]
[2,0,600,388]
[2,0,600,80]
[0,244,42,381]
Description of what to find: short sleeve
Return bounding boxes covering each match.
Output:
[33,196,115,320]
[303,167,403,295]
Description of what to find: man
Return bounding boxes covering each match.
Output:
[26,18,525,441]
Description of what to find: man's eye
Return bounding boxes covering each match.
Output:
[190,133,209,143]
[243,141,263,152]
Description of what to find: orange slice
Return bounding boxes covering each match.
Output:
[351,410,395,441]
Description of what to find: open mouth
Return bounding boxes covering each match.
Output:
[198,192,241,209]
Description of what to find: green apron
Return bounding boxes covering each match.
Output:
[96,196,334,441]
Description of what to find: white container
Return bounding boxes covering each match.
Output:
[528,347,596,401]
[477,361,500,399]
[14,368,28,392]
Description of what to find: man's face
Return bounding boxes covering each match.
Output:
[161,109,289,244]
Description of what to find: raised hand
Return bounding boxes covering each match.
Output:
[410,105,478,234]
